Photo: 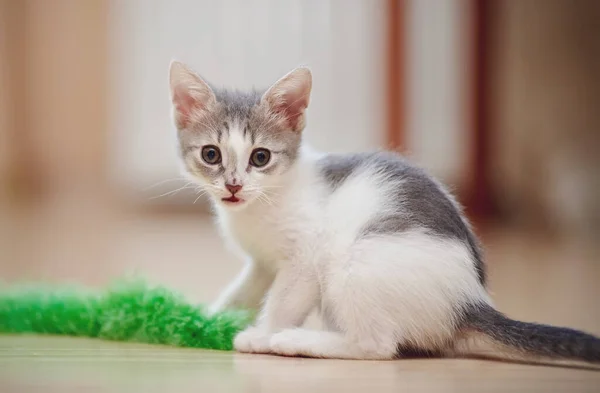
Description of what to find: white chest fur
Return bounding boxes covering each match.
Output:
[216,165,393,273]
[216,187,319,270]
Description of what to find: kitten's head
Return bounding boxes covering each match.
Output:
[169,61,312,210]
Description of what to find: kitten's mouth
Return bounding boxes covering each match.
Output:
[222,195,244,204]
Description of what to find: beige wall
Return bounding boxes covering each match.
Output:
[492,0,600,233]
[405,0,472,187]
[0,0,109,202]
[0,1,17,201]
[0,2,8,182]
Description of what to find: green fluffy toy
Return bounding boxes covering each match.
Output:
[0,279,253,350]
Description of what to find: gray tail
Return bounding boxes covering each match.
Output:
[451,303,600,367]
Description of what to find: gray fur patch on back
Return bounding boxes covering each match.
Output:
[317,154,364,190]
[317,151,486,284]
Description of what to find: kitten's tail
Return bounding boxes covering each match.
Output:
[449,303,600,369]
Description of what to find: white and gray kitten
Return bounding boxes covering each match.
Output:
[168,61,599,366]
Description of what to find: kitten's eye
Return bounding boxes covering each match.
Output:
[201,145,221,165]
[250,148,271,167]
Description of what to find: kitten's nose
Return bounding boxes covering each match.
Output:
[225,184,242,195]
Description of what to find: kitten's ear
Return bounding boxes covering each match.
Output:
[169,61,216,128]
[261,67,312,132]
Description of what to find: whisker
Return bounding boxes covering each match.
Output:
[193,192,207,205]
[257,191,276,207]
[142,177,187,191]
[261,186,283,191]
[243,185,282,192]
[148,182,195,200]
[256,194,271,206]
[202,183,222,192]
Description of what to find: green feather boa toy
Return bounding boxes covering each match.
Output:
[0,279,253,350]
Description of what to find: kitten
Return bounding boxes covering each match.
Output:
[168,61,600,366]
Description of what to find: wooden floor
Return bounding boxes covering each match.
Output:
[1,335,599,393]
[1,199,599,392]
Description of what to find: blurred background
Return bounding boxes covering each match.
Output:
[0,0,598,330]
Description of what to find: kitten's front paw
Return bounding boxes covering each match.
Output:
[234,327,272,354]
[269,329,312,357]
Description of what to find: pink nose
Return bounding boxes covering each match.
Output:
[225,184,242,195]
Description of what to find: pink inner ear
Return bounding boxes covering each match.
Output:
[173,86,204,128]
[273,92,308,130]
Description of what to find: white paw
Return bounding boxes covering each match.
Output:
[234,327,272,354]
[269,329,313,357]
